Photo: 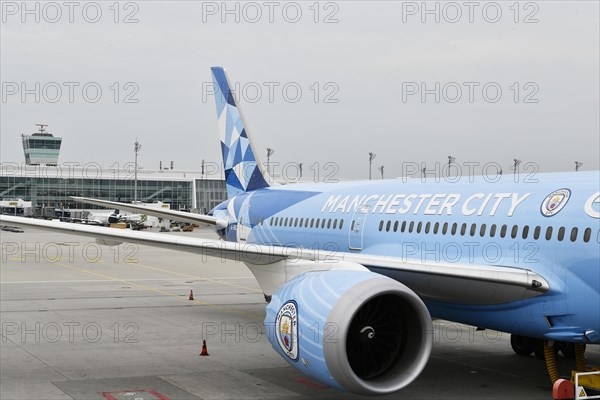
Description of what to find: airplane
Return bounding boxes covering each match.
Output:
[1,67,598,396]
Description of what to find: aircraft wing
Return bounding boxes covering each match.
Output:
[0,215,549,305]
[71,196,228,228]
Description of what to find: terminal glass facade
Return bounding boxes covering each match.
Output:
[22,134,62,166]
[195,179,227,213]
[0,176,195,211]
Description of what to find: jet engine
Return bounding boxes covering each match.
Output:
[265,269,433,396]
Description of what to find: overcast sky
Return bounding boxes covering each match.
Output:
[1,1,598,180]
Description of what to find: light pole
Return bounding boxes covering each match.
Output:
[134,139,142,203]
[575,161,583,172]
[447,156,455,177]
[298,163,303,180]
[368,152,376,180]
[512,159,521,178]
[378,165,384,179]
[267,148,275,177]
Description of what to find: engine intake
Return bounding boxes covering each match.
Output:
[265,269,433,396]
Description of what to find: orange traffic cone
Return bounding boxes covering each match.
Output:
[188,290,194,300]
[200,339,209,356]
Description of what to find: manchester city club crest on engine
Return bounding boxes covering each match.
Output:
[541,188,571,217]
[275,300,299,361]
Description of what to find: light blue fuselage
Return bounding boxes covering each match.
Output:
[212,171,600,343]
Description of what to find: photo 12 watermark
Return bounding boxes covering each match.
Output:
[401,81,540,104]
[1,82,140,104]
[1,1,140,23]
[2,321,139,344]
[200,1,340,24]
[202,81,340,104]
[400,1,540,24]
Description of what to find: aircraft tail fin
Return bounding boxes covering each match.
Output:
[211,67,271,198]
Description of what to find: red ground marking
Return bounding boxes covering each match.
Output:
[294,377,330,390]
[100,388,172,400]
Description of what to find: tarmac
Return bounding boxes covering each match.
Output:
[1,227,598,400]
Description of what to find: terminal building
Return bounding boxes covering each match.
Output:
[0,164,226,215]
[2,125,227,217]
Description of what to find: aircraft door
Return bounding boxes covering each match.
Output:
[349,204,370,250]
[238,204,250,242]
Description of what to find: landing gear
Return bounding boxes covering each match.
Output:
[510,334,533,356]
[509,335,565,359]
[555,342,586,359]
[510,335,592,387]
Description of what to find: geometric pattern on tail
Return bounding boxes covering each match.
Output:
[211,66,270,198]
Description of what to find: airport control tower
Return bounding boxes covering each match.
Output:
[21,124,62,166]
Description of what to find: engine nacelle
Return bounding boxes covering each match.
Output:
[95,238,123,247]
[265,269,433,396]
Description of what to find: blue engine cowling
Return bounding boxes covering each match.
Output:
[265,269,433,396]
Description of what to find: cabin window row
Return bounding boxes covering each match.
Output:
[269,216,345,230]
[377,219,594,243]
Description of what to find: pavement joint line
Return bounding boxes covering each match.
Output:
[49,260,263,318]
[0,335,71,382]
[122,260,263,293]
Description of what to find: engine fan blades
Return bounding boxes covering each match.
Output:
[346,295,407,380]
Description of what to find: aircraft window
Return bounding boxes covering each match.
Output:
[284,217,289,226]
[393,221,399,232]
[351,220,355,231]
[583,228,591,242]
[327,219,332,229]
[305,218,310,228]
[557,227,565,241]
[425,222,431,234]
[339,219,344,230]
[310,218,315,228]
[321,219,326,228]
[522,225,529,239]
[470,223,476,236]
[300,218,304,227]
[433,222,439,234]
[500,224,507,238]
[570,227,578,242]
[442,222,448,235]
[416,222,422,233]
[479,224,486,237]
[533,226,541,240]
[379,220,384,231]
[273,217,277,226]
[511,225,518,239]
[460,223,467,236]
[545,226,553,240]
[333,219,338,229]
[294,218,299,227]
[451,223,457,235]
[409,221,414,233]
[490,224,496,238]
[386,220,391,232]
[315,218,320,228]
[401,221,407,233]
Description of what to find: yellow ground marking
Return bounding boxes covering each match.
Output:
[52,260,262,318]
[122,260,262,293]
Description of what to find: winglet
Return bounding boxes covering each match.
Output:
[211,67,271,199]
